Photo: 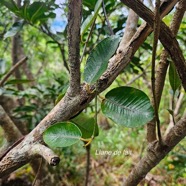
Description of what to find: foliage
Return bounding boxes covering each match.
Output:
[84,35,120,83]
[0,0,185,185]
[101,86,154,127]
[0,0,57,25]
[43,122,82,148]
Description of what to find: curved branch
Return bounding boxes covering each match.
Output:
[117,0,142,53]
[0,106,22,144]
[0,0,178,178]
[147,0,186,142]
[121,0,186,91]
[123,114,186,186]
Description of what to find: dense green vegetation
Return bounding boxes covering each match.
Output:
[0,0,185,185]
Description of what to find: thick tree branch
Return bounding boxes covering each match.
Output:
[121,0,186,91]
[147,0,186,142]
[123,114,186,186]
[67,0,82,96]
[0,106,22,144]
[0,0,178,177]
[117,1,141,53]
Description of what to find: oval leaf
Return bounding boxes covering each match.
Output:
[4,20,24,39]
[101,87,154,128]
[81,0,102,36]
[43,122,82,148]
[84,35,120,84]
[71,113,99,139]
[169,61,181,93]
[5,79,34,85]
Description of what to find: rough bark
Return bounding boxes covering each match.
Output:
[67,0,82,96]
[0,0,181,180]
[0,106,22,156]
[117,6,140,53]
[147,0,186,142]
[123,114,186,186]
[121,0,186,91]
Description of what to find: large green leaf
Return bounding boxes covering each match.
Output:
[101,87,154,128]
[5,79,34,85]
[0,0,18,12]
[43,122,82,148]
[84,35,120,84]
[169,61,181,93]
[71,113,99,139]
[83,0,97,10]
[1,0,56,24]
[81,0,102,36]
[4,20,24,39]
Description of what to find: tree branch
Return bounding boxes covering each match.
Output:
[151,0,162,142]
[123,114,186,186]
[30,144,60,166]
[117,1,141,53]
[0,0,178,177]
[0,56,28,87]
[67,0,82,96]
[0,106,23,157]
[147,0,186,142]
[0,106,22,144]
[121,0,186,91]
[102,0,114,35]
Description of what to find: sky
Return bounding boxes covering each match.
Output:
[50,0,156,34]
[51,0,67,34]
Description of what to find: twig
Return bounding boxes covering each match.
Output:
[80,18,96,63]
[85,144,91,186]
[59,44,70,72]
[40,25,70,72]
[102,0,114,35]
[147,0,186,142]
[32,158,43,186]
[0,56,28,87]
[151,0,162,142]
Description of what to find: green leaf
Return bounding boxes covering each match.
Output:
[0,0,19,12]
[43,122,82,148]
[101,86,154,128]
[167,109,174,116]
[13,105,37,112]
[81,14,94,36]
[1,1,56,25]
[5,79,34,85]
[4,20,24,39]
[83,0,97,10]
[55,92,65,105]
[84,35,120,83]
[81,0,102,36]
[71,113,99,139]
[169,61,181,93]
